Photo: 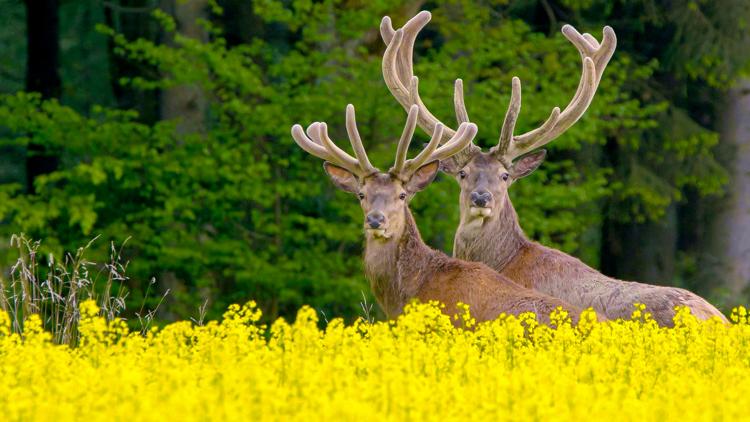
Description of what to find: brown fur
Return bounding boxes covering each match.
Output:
[452,152,728,326]
[352,172,590,325]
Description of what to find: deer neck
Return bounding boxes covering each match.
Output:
[454,194,528,271]
[364,207,434,318]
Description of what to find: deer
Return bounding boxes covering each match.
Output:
[379,11,727,326]
[291,103,597,325]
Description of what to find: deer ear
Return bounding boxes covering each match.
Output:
[511,150,546,179]
[323,162,359,193]
[439,156,461,175]
[405,161,440,193]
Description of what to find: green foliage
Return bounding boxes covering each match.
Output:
[644,0,750,86]
[59,0,116,109]
[0,0,736,320]
[555,0,740,222]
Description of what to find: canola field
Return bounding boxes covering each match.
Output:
[1,301,749,421]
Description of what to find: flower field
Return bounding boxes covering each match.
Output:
[1,301,749,421]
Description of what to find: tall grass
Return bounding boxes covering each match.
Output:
[0,234,130,345]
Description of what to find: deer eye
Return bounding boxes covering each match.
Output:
[458,170,467,179]
[399,192,407,200]
[358,192,365,200]
[501,173,510,181]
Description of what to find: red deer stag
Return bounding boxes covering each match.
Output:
[380,11,727,325]
[291,104,594,324]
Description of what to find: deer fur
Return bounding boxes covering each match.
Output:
[451,153,728,326]
[379,11,727,326]
[347,170,591,325]
[291,105,595,325]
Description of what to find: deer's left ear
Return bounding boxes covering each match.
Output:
[511,150,546,179]
[438,156,461,175]
[405,161,440,192]
[323,162,359,193]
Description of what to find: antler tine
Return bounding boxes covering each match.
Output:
[497,25,616,161]
[382,30,449,139]
[582,33,599,48]
[406,123,445,171]
[381,12,430,104]
[381,12,481,169]
[404,75,453,137]
[400,122,478,177]
[564,25,616,84]
[314,122,363,173]
[559,25,616,113]
[292,107,380,178]
[381,12,460,143]
[380,15,396,45]
[491,77,523,160]
[511,56,595,155]
[454,79,469,124]
[433,122,479,161]
[345,104,377,174]
[393,105,420,174]
[382,30,410,110]
[292,124,337,163]
[392,14,422,92]
[400,123,444,176]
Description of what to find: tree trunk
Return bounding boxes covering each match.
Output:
[24,0,61,193]
[150,0,210,317]
[103,1,161,123]
[707,79,750,296]
[159,0,207,134]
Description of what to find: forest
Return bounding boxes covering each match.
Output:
[1,0,749,323]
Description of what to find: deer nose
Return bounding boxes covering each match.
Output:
[366,212,386,229]
[470,190,492,208]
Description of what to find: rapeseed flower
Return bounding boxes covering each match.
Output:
[0,300,747,421]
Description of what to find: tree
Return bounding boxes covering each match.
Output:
[159,0,208,133]
[0,0,740,321]
[0,1,660,321]
[708,79,750,300]
[531,0,746,302]
[24,0,61,193]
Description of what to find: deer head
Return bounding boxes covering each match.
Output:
[291,104,478,242]
[380,11,616,224]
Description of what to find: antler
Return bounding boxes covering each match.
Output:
[381,11,480,163]
[490,24,617,163]
[381,12,616,167]
[291,104,378,178]
[292,104,477,180]
[390,105,478,179]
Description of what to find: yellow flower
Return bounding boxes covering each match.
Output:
[0,300,746,421]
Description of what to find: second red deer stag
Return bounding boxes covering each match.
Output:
[291,104,593,324]
[380,11,727,325]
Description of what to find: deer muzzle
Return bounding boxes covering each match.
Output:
[366,212,385,229]
[365,212,391,238]
[470,190,492,207]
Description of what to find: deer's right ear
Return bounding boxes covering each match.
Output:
[323,162,359,193]
[511,150,546,179]
[405,160,440,192]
